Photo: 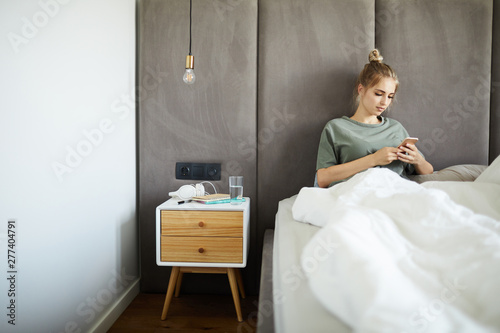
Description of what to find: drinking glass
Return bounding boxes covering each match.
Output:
[229,176,243,205]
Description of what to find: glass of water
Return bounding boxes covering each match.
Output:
[229,176,243,205]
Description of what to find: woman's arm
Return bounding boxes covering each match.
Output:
[317,147,401,188]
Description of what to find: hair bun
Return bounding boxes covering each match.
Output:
[369,49,383,63]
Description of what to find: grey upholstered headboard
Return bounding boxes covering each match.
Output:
[138,0,499,295]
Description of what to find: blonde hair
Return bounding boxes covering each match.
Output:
[354,49,399,103]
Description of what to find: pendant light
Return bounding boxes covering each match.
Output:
[183,0,195,84]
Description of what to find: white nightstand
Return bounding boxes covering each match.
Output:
[156,198,250,321]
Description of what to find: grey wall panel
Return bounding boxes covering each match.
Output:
[257,0,375,235]
[139,0,258,294]
[139,0,498,299]
[376,0,493,170]
[491,0,500,162]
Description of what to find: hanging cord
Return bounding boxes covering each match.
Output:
[189,0,192,55]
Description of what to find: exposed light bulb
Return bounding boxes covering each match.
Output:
[183,55,195,84]
[183,68,195,84]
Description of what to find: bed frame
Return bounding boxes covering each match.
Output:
[257,229,274,332]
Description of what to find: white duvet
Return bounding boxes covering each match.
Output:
[292,163,500,333]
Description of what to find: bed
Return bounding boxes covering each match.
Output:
[254,1,500,331]
[257,159,500,332]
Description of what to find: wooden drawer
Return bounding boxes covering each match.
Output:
[161,236,243,263]
[161,210,243,237]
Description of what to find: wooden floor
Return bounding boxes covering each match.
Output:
[108,293,259,333]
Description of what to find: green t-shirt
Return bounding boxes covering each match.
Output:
[316,116,416,187]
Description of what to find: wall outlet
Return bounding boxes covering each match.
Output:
[175,162,221,180]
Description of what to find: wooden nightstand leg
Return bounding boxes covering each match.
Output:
[174,272,183,297]
[227,268,243,322]
[161,266,180,320]
[235,269,246,299]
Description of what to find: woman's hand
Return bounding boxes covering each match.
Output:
[397,144,422,165]
[372,147,400,166]
[398,143,434,175]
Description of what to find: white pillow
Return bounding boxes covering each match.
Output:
[409,164,487,184]
[475,154,500,185]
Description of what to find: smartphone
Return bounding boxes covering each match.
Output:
[398,137,418,147]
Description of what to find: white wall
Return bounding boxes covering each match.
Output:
[0,0,138,332]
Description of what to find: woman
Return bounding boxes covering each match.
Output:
[316,49,433,188]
